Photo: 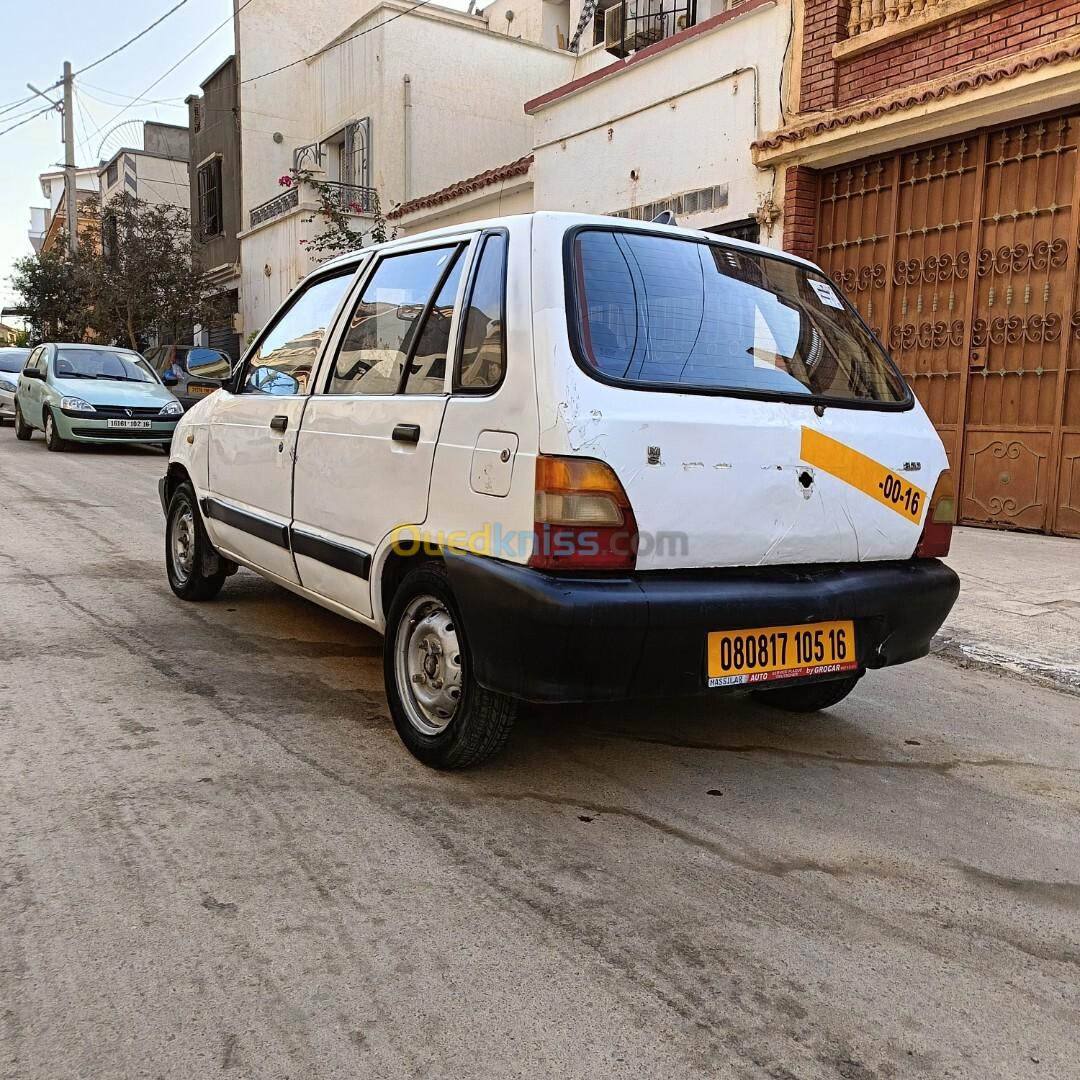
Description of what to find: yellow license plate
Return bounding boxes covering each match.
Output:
[706,620,858,687]
[188,385,214,396]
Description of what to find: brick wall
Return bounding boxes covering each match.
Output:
[782,166,820,260]
[800,0,1080,113]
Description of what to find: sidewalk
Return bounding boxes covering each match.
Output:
[934,526,1080,694]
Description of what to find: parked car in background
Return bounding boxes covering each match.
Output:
[0,347,31,424]
[143,344,233,411]
[14,343,183,451]
[159,212,959,769]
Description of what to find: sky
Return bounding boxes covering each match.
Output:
[0,0,236,314]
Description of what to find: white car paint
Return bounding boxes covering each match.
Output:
[167,211,950,633]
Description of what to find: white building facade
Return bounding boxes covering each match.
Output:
[98,122,190,211]
[234,0,575,336]
[399,0,792,248]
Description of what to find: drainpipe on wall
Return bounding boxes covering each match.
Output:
[403,74,412,202]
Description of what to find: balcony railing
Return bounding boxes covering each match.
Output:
[249,187,298,229]
[320,182,378,215]
[604,0,696,58]
[847,0,950,39]
[248,181,377,231]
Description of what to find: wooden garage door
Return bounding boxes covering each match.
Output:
[815,111,1080,536]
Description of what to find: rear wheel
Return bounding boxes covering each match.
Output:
[165,481,227,601]
[751,674,861,713]
[13,403,33,440]
[43,408,67,452]
[384,562,516,769]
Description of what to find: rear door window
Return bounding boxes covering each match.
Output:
[569,229,908,406]
[327,245,465,396]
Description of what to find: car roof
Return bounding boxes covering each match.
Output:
[315,210,821,277]
[44,342,141,353]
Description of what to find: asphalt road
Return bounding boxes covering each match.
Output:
[1,433,1078,1080]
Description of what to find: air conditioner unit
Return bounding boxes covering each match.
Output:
[604,3,626,56]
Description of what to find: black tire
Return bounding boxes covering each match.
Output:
[751,674,861,713]
[43,408,67,452]
[384,561,516,769]
[13,403,33,441]
[165,481,227,601]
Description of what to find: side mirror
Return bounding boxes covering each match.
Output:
[21,367,44,380]
[162,372,179,387]
[185,348,234,382]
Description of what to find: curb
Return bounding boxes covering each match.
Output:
[931,634,1080,697]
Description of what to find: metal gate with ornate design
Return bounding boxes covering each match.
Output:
[814,110,1080,537]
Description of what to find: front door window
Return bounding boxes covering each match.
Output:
[242,271,354,396]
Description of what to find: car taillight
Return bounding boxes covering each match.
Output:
[529,455,638,571]
[915,469,955,558]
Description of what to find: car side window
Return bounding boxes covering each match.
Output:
[456,233,507,392]
[24,347,43,372]
[327,245,464,397]
[241,271,354,396]
[32,348,48,374]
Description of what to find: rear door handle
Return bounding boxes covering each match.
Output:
[392,423,420,444]
[270,415,288,433]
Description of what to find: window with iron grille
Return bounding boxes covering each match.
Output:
[198,157,223,240]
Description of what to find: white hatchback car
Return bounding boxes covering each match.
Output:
[160,213,959,768]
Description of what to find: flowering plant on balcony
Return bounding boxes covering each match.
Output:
[287,167,393,261]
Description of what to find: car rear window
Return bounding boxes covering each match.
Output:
[569,229,908,406]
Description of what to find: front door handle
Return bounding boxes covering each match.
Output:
[392,423,420,444]
[270,415,288,433]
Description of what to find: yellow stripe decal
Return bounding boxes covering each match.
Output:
[800,427,927,524]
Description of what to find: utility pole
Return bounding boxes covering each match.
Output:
[62,62,78,255]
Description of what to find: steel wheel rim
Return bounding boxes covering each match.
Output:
[394,594,463,736]
[171,503,196,584]
[45,413,54,440]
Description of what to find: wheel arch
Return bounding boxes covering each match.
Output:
[162,461,193,509]
[375,543,444,630]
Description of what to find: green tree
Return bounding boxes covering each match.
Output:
[82,193,223,350]
[9,194,222,350]
[9,245,88,345]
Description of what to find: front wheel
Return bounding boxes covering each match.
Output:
[13,403,33,440]
[384,562,516,769]
[751,674,861,713]
[165,481,227,601]
[43,408,67,452]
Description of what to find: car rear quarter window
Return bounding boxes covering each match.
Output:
[569,229,908,406]
[456,233,507,393]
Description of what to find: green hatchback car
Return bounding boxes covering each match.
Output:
[14,343,183,451]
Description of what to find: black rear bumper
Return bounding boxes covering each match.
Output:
[444,553,960,704]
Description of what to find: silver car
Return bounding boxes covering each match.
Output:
[0,347,30,424]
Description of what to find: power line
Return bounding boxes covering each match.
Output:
[82,0,255,147]
[240,0,437,85]
[0,93,38,118]
[0,103,58,139]
[74,0,193,77]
